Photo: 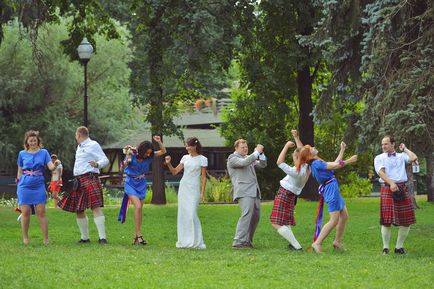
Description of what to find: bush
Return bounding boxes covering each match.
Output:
[144,185,178,204]
[205,175,233,202]
[0,195,18,207]
[339,172,373,198]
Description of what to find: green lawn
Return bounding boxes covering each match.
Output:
[1,197,433,289]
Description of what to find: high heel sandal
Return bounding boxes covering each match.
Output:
[306,243,322,253]
[133,235,148,245]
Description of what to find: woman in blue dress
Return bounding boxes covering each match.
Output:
[16,130,60,245]
[305,143,358,253]
[120,135,166,245]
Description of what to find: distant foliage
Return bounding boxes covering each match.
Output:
[0,21,141,173]
[205,175,232,203]
[339,172,372,198]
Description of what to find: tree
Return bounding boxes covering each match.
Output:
[309,0,434,200]
[128,0,237,203]
[0,20,138,173]
[221,0,324,199]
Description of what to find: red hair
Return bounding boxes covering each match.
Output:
[295,146,311,172]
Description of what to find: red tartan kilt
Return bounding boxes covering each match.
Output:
[58,174,104,212]
[380,183,415,226]
[270,186,297,226]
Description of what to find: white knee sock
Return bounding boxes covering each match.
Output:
[381,225,391,249]
[93,215,106,239]
[277,226,302,249]
[396,226,410,249]
[76,217,89,240]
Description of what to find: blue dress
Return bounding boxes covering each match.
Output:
[124,154,153,200]
[310,159,345,212]
[17,149,51,205]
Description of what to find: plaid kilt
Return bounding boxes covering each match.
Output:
[270,186,297,226]
[380,183,415,226]
[58,174,104,212]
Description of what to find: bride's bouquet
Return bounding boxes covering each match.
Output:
[123,145,137,164]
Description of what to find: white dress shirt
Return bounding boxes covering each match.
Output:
[374,152,410,183]
[73,138,109,176]
[278,163,308,195]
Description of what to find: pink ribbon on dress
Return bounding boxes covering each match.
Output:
[23,170,43,176]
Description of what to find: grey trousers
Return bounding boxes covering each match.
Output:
[233,197,261,245]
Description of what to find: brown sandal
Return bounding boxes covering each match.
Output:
[132,235,148,245]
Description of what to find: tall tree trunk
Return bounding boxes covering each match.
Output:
[297,65,319,201]
[149,5,166,204]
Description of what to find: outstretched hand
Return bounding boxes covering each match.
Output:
[348,155,358,163]
[153,135,162,143]
[291,129,299,138]
[164,155,171,165]
[340,142,347,151]
[256,144,264,153]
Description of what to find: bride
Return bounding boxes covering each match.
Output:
[165,137,207,249]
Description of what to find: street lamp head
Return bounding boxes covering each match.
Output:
[77,37,94,61]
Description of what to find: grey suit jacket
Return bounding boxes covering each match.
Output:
[227,152,267,201]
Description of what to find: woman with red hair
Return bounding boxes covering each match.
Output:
[270,130,311,250]
[306,143,358,253]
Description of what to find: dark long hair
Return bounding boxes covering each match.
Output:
[137,141,154,160]
[186,137,202,154]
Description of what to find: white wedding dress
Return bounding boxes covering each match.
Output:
[176,154,207,249]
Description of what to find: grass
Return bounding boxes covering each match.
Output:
[0,197,433,289]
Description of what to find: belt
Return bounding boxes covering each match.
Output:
[130,174,146,179]
[381,182,406,187]
[78,172,99,178]
[23,170,43,176]
[318,177,336,195]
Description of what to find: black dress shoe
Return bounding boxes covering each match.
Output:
[394,248,406,254]
[232,243,251,249]
[78,239,90,243]
[98,238,108,245]
[382,248,389,255]
[288,244,303,251]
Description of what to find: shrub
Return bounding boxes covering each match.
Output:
[339,171,373,198]
[205,175,233,202]
[0,195,18,207]
[144,185,178,204]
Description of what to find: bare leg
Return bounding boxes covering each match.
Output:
[129,196,144,237]
[20,205,31,245]
[35,204,48,245]
[311,211,340,252]
[333,207,348,249]
[52,192,60,208]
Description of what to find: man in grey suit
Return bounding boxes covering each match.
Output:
[227,139,267,249]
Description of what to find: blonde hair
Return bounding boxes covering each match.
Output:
[234,139,247,149]
[76,126,89,137]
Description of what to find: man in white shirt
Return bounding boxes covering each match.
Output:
[374,135,417,255]
[227,139,267,249]
[58,126,109,244]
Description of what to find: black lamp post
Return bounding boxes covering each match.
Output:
[77,37,93,127]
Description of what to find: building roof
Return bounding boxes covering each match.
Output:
[103,127,228,149]
[173,111,223,126]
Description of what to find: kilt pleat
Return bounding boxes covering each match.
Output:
[380,183,415,226]
[270,186,297,226]
[58,174,104,212]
